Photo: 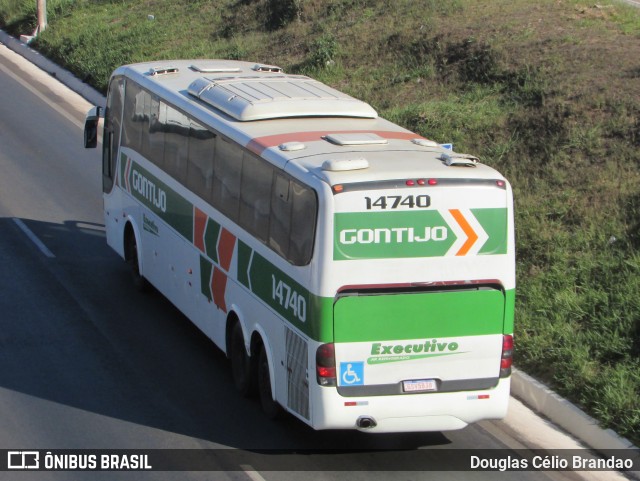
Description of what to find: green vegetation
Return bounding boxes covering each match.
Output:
[1,0,638,444]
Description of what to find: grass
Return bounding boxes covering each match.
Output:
[1,0,639,445]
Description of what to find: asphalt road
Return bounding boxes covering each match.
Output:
[0,42,589,481]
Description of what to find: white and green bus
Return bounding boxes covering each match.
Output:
[84,60,515,433]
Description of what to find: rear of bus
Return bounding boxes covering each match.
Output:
[310,149,515,433]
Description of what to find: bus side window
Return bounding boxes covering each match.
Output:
[239,153,273,242]
[102,77,123,193]
[162,104,189,184]
[212,137,242,221]
[102,131,113,192]
[145,95,165,169]
[187,119,216,201]
[122,82,145,152]
[269,173,292,260]
[289,181,317,265]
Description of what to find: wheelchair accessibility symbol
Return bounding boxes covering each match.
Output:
[339,361,364,386]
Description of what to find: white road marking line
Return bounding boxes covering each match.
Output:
[240,464,268,481]
[12,218,55,258]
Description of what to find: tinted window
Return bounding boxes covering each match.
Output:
[239,154,273,242]
[118,80,318,265]
[145,95,165,167]
[187,119,216,200]
[267,173,317,265]
[269,173,292,259]
[162,104,189,184]
[212,137,242,219]
[102,77,124,192]
[122,82,146,151]
[288,181,317,265]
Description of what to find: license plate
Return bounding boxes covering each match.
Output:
[403,379,437,393]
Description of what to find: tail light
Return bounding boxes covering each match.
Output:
[316,343,336,386]
[500,335,514,378]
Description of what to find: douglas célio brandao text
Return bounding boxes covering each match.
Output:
[470,454,635,471]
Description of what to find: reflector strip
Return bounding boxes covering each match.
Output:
[344,401,369,406]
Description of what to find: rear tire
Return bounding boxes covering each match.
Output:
[257,344,281,419]
[230,323,255,397]
[126,230,148,292]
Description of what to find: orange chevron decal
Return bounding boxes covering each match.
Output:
[194,207,207,253]
[217,228,236,271]
[449,209,478,256]
[209,228,237,313]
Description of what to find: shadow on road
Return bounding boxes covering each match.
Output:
[0,216,470,467]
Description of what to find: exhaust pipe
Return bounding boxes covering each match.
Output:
[356,416,377,429]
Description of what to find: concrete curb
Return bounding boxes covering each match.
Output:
[1,26,638,473]
[512,368,637,452]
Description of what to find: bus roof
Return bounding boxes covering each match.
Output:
[115,60,506,188]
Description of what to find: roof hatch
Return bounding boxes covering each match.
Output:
[187,75,378,121]
[190,63,242,74]
[324,133,388,146]
[322,158,370,171]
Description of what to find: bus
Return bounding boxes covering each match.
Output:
[84,60,515,433]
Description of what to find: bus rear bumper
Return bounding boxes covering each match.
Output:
[309,377,510,433]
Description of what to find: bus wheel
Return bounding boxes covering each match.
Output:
[258,344,281,419]
[125,229,148,292]
[230,323,255,397]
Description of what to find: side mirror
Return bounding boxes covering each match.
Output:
[83,106,102,148]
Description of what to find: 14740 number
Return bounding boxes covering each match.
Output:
[365,195,430,210]
[271,275,307,323]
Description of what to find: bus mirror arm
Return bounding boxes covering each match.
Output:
[83,106,103,149]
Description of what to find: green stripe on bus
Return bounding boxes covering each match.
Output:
[237,240,252,289]
[334,210,454,261]
[237,241,334,342]
[333,208,509,260]
[503,288,515,334]
[204,218,221,262]
[200,256,213,301]
[474,208,508,255]
[334,288,507,343]
[124,155,194,241]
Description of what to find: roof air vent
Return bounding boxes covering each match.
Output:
[412,138,439,148]
[147,66,179,76]
[279,142,306,152]
[439,152,479,167]
[252,64,284,73]
[322,158,370,172]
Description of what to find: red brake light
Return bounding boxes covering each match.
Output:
[316,343,336,386]
[500,335,514,378]
[317,366,336,378]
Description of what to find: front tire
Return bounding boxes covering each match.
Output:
[125,229,148,292]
